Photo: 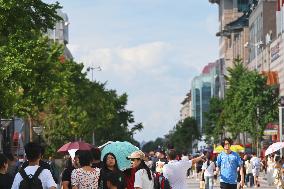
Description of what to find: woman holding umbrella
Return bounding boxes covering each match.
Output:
[127,150,154,189]
[99,153,126,189]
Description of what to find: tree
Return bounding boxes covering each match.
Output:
[0,0,61,44]
[168,117,200,153]
[223,58,278,145]
[204,97,224,144]
[142,137,167,153]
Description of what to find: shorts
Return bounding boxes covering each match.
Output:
[252,168,260,176]
[220,182,237,189]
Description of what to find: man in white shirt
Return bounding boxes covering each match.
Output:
[163,149,204,189]
[11,142,57,189]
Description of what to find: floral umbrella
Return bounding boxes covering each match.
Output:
[265,142,284,156]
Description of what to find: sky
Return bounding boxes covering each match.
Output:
[45,0,219,142]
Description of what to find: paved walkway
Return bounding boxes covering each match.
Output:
[186,174,275,188]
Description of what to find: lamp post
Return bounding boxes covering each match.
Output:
[244,40,263,71]
[87,66,102,81]
[86,66,102,146]
[32,126,43,144]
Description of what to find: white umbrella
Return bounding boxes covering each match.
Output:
[265,142,284,156]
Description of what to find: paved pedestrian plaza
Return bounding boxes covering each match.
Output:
[186,174,275,189]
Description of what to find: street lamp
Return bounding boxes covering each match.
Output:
[86,65,102,146]
[244,40,263,70]
[87,66,102,82]
[32,126,43,144]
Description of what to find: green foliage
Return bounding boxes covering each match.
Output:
[204,97,224,143]
[142,137,167,153]
[203,58,278,146]
[223,58,278,141]
[0,0,61,44]
[167,117,200,153]
[0,0,142,155]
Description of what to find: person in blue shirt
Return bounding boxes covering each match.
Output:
[215,138,244,189]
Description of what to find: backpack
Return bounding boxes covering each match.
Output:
[19,166,44,189]
[153,172,171,189]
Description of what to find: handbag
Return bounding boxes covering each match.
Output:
[199,180,205,189]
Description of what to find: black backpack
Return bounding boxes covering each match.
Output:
[19,166,44,189]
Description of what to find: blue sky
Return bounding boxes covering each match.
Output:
[45,0,219,142]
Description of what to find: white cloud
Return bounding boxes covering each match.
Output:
[70,39,217,141]
[55,0,220,142]
[79,41,172,80]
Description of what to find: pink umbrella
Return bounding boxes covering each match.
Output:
[265,142,284,156]
[57,141,93,153]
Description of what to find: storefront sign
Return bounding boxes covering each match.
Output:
[264,123,278,135]
[271,42,281,62]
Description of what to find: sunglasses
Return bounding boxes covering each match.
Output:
[130,158,140,161]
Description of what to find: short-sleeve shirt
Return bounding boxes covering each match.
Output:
[216,151,243,184]
[163,160,192,189]
[244,160,252,174]
[0,173,13,189]
[134,169,154,189]
[11,165,57,189]
[202,161,216,177]
[71,167,100,189]
[250,157,261,170]
[61,167,75,189]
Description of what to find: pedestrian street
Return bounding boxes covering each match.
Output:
[186,173,275,189]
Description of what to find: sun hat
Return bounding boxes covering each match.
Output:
[127,150,145,160]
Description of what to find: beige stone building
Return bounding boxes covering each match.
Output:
[209,0,250,72]
[247,0,277,71]
[180,92,192,121]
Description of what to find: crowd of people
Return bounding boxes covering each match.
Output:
[1,139,284,189]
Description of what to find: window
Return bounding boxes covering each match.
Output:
[238,0,249,12]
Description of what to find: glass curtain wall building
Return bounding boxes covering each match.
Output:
[191,62,223,135]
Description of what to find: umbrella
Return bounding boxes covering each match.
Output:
[57,141,93,153]
[213,145,224,153]
[265,142,284,156]
[101,141,139,171]
[213,145,245,153]
[230,145,245,153]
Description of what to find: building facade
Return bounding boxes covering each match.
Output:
[190,61,224,150]
[191,61,224,133]
[247,0,277,70]
[209,0,251,71]
[180,92,192,121]
[47,9,73,59]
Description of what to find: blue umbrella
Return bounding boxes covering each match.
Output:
[101,141,139,170]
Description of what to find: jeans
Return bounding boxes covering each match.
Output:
[245,173,254,187]
[205,176,214,189]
